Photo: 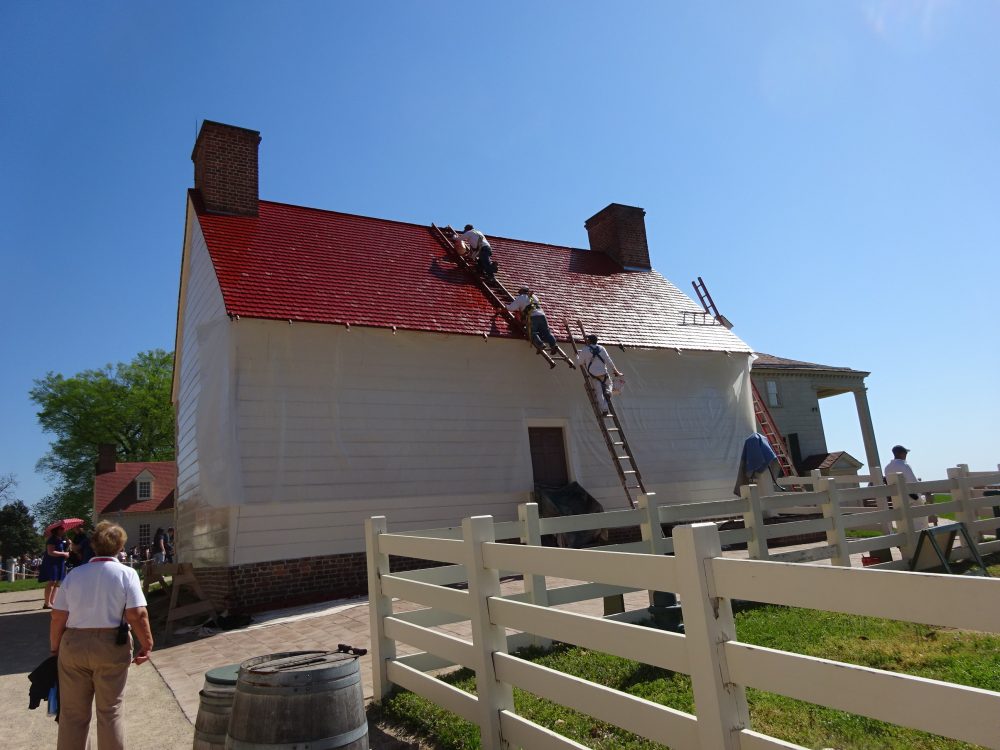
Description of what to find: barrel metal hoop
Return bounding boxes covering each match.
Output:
[235,672,360,696]
[199,701,233,715]
[195,728,227,743]
[227,721,368,750]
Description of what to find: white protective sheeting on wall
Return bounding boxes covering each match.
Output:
[173,214,235,566]
[178,321,755,564]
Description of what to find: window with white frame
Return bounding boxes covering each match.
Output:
[138,523,151,548]
[766,380,781,407]
[137,480,151,499]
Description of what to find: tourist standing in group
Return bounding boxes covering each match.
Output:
[38,525,70,609]
[152,527,167,564]
[50,521,153,750]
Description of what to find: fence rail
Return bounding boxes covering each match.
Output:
[366,463,1000,750]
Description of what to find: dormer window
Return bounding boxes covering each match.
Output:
[134,469,155,500]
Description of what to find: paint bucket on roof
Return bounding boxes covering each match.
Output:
[225,650,368,749]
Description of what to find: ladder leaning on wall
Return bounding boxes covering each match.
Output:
[692,276,797,478]
[750,381,798,478]
[429,223,576,370]
[566,321,649,509]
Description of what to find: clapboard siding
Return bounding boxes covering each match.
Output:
[750,374,828,459]
[216,320,753,563]
[173,212,231,566]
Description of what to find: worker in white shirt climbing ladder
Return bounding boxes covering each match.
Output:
[506,287,560,355]
[453,224,498,280]
[577,334,623,416]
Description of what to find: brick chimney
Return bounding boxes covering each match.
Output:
[584,203,651,271]
[96,444,117,475]
[191,120,261,217]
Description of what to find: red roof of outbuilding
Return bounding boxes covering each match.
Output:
[194,198,751,352]
[94,462,176,516]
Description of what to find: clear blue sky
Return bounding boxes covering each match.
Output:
[2,1,997,507]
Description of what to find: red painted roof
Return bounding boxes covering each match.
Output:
[94,462,176,516]
[195,198,751,352]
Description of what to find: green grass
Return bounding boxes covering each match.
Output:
[845,528,883,538]
[376,554,1000,750]
[0,578,45,592]
[932,493,957,521]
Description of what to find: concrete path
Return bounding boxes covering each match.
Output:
[2,588,194,750]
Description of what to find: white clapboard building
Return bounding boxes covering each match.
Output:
[173,121,755,610]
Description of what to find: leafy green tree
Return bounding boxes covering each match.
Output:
[30,349,175,522]
[0,475,39,559]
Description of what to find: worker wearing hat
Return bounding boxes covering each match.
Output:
[577,334,624,416]
[884,444,929,532]
[451,223,497,280]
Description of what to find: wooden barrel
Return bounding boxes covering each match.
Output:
[225,651,368,750]
[193,664,241,750]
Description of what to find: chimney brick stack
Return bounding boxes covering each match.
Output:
[96,444,117,475]
[191,121,261,217]
[584,203,652,271]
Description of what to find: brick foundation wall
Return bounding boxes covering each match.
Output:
[191,551,447,614]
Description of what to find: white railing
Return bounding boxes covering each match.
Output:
[365,513,1000,750]
[4,559,39,581]
[390,464,1000,576]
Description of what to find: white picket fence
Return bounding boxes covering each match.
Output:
[365,467,1000,750]
[4,559,38,581]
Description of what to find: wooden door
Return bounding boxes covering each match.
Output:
[528,427,569,487]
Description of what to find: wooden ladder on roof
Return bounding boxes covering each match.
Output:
[693,276,797,478]
[429,223,575,369]
[566,321,650,509]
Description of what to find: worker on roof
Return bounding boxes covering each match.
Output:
[451,224,498,280]
[506,287,559,355]
[577,334,623,416]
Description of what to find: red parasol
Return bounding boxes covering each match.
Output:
[45,518,85,535]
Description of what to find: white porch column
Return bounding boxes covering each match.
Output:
[852,386,881,477]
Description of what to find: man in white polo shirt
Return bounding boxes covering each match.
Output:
[884,444,929,532]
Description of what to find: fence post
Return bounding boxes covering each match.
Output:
[741,484,769,560]
[639,493,680,622]
[888,473,918,559]
[638,493,667,556]
[463,516,513,750]
[517,503,550,649]
[810,469,823,490]
[673,523,750,749]
[819,477,851,567]
[949,465,979,543]
[365,516,395,702]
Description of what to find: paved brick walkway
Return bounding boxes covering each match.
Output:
[151,576,653,721]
